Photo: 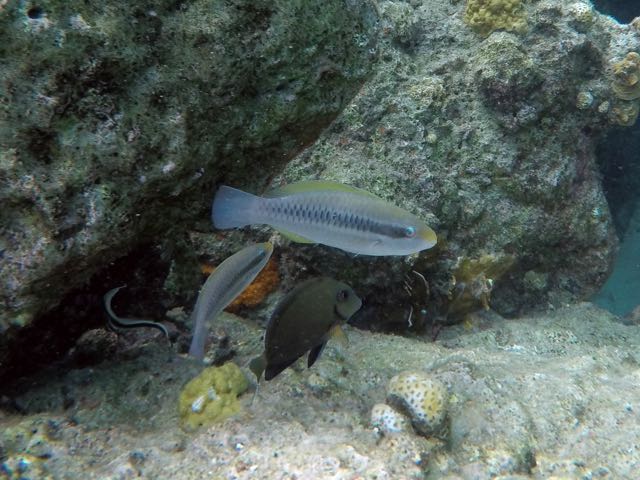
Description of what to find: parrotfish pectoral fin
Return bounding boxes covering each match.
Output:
[266,180,378,199]
[307,342,327,368]
[211,185,260,229]
[328,324,349,347]
[275,228,316,244]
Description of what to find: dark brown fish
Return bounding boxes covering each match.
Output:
[250,277,362,381]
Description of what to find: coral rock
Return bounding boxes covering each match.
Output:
[567,2,594,25]
[370,403,410,436]
[611,101,640,127]
[70,329,118,367]
[386,371,449,438]
[611,52,640,100]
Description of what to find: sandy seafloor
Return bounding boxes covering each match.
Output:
[1,302,639,480]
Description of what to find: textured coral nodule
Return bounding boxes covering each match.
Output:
[464,0,527,37]
[610,102,640,127]
[611,52,640,101]
[385,371,449,438]
[567,2,594,25]
[576,91,594,110]
[371,403,410,436]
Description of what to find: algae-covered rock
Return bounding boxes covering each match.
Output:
[0,0,377,383]
[370,402,411,436]
[274,0,635,319]
[0,0,376,332]
[178,362,249,431]
[464,0,528,37]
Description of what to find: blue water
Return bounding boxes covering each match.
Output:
[592,1,637,23]
[590,2,640,317]
[593,201,640,316]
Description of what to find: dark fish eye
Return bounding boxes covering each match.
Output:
[404,226,416,238]
[336,289,349,302]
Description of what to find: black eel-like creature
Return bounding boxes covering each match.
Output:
[103,285,170,340]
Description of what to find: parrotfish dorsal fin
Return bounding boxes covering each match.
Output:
[307,342,327,368]
[329,324,349,347]
[266,180,379,199]
[275,228,315,244]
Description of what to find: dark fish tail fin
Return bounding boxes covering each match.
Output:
[211,185,260,229]
[264,356,300,381]
[249,353,267,383]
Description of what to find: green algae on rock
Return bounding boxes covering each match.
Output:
[275,0,628,319]
[0,0,376,333]
[464,0,528,37]
[178,362,249,431]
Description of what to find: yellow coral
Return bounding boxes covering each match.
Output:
[464,0,527,37]
[178,362,249,431]
[611,52,640,101]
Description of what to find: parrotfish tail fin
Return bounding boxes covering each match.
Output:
[250,382,260,407]
[211,185,260,229]
[248,354,267,384]
[188,316,207,362]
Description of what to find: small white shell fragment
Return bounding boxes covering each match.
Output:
[191,395,205,413]
[207,387,218,401]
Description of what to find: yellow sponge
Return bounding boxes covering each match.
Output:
[464,0,527,37]
[178,362,249,431]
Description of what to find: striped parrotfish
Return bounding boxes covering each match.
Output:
[249,277,362,382]
[189,242,273,361]
[211,181,437,256]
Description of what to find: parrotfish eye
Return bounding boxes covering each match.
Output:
[336,289,349,302]
[404,226,416,238]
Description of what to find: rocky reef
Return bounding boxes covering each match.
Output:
[276,0,640,327]
[1,0,640,432]
[0,0,376,377]
[1,303,639,478]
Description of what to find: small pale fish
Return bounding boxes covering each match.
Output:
[103,285,170,340]
[211,180,437,256]
[249,277,362,382]
[189,242,273,361]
